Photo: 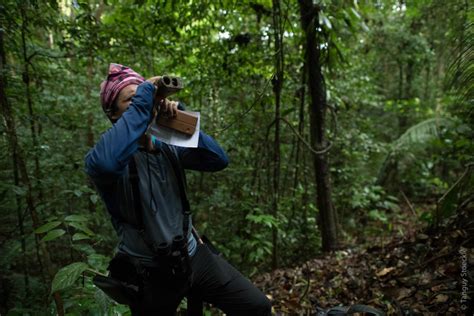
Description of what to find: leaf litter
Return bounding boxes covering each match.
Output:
[254,208,473,315]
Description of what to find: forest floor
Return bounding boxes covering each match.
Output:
[254,207,473,315]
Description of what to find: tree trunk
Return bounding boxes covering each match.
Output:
[293,63,307,194]
[86,54,96,213]
[271,0,284,269]
[20,4,43,202]
[12,152,29,299]
[298,0,339,252]
[288,63,306,231]
[85,1,106,213]
[0,29,65,316]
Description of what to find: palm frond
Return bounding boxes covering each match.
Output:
[445,21,473,122]
[393,117,454,152]
[376,117,455,186]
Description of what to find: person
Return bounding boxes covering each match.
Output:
[85,63,271,315]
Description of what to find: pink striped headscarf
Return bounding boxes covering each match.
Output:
[100,63,145,113]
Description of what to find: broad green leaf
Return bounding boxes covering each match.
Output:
[322,15,332,30]
[246,214,278,228]
[319,12,332,30]
[368,210,388,223]
[65,214,88,222]
[72,233,90,241]
[73,189,83,197]
[281,107,296,117]
[87,254,110,268]
[352,0,359,10]
[361,22,370,32]
[68,222,95,236]
[35,221,62,234]
[394,118,453,151]
[41,229,66,242]
[90,194,99,204]
[51,262,89,294]
[350,7,361,20]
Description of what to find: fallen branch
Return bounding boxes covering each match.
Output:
[399,189,416,216]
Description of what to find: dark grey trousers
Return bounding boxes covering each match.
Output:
[131,243,272,315]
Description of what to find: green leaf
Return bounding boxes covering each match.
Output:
[368,210,388,223]
[12,186,26,196]
[51,262,89,294]
[35,221,62,234]
[394,118,454,151]
[65,214,88,222]
[73,189,83,197]
[281,107,296,117]
[41,229,66,242]
[90,194,99,204]
[246,214,278,228]
[350,7,361,20]
[87,253,110,268]
[68,222,95,236]
[361,22,370,32]
[319,12,332,30]
[72,233,90,241]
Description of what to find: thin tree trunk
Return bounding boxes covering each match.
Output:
[86,54,96,213]
[397,60,405,134]
[271,0,284,269]
[293,64,307,193]
[12,154,29,299]
[299,0,339,252]
[400,59,414,131]
[0,29,65,316]
[85,1,104,213]
[288,64,306,231]
[20,5,43,202]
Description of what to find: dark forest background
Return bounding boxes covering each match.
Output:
[0,0,472,315]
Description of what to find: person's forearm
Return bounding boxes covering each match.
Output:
[177,131,229,171]
[85,82,155,177]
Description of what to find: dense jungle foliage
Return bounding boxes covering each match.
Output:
[0,0,472,314]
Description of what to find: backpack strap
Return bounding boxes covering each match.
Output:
[128,155,157,252]
[128,145,191,253]
[161,144,191,237]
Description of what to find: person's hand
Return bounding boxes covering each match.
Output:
[158,98,178,118]
[146,76,161,87]
[147,76,177,118]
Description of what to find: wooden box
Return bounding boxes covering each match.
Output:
[156,110,198,136]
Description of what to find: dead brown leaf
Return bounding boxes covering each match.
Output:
[432,294,449,304]
[376,267,396,277]
[396,287,413,300]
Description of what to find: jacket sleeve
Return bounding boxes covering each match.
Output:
[84,82,155,178]
[175,131,229,172]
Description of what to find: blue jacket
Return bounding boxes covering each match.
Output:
[85,82,228,260]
